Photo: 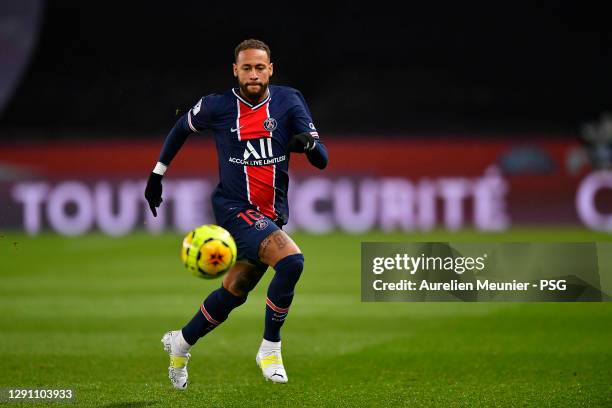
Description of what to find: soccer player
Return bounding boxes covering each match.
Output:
[144,39,328,388]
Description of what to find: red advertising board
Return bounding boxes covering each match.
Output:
[0,137,609,235]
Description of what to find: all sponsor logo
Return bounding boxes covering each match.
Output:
[244,139,273,160]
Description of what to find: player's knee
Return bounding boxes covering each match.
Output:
[224,262,267,297]
[227,273,257,297]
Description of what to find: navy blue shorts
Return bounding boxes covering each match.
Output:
[212,199,283,265]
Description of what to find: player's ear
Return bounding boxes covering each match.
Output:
[269,62,273,77]
[233,63,238,78]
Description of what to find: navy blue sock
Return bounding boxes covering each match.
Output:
[181,285,247,345]
[264,254,304,342]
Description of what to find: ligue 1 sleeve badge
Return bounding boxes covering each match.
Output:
[263,117,277,131]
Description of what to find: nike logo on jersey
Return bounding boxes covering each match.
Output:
[230,125,245,133]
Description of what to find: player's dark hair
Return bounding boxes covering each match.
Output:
[234,39,271,62]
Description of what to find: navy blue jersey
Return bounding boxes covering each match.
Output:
[186,85,319,224]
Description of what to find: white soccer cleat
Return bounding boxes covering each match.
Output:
[256,346,288,384]
[161,331,191,390]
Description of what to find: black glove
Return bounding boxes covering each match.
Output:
[288,132,317,153]
[144,172,163,217]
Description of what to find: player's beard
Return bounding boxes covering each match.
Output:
[239,81,269,104]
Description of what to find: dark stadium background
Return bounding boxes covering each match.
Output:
[1,1,610,137]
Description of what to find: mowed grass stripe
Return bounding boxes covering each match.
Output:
[0,229,610,407]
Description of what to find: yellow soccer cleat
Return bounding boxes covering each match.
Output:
[256,345,288,384]
[161,331,191,390]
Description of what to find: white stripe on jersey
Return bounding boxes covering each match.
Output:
[187,110,198,132]
[272,164,276,217]
[236,99,241,141]
[244,165,252,205]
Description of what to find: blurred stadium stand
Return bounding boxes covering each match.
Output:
[1,2,611,235]
[0,1,610,138]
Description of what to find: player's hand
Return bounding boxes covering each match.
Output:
[288,132,317,153]
[144,172,163,217]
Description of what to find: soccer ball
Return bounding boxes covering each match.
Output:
[180,224,237,279]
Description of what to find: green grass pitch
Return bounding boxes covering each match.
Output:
[1,228,611,407]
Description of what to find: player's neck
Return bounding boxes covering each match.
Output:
[239,87,270,105]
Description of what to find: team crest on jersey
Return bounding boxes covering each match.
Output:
[263,117,277,132]
[255,218,269,230]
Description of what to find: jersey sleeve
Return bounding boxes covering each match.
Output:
[290,90,327,169]
[158,114,191,166]
[187,94,216,132]
[290,91,319,140]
